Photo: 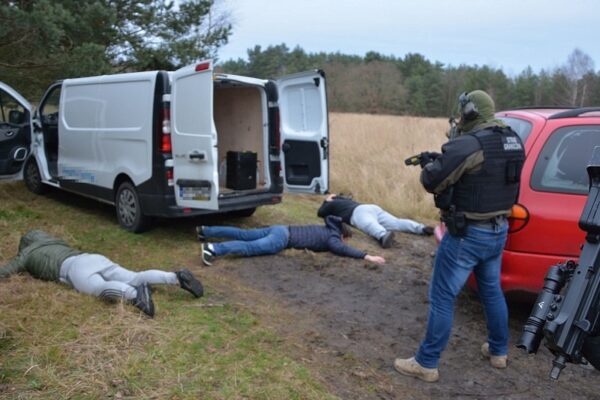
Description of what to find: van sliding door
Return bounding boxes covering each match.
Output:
[277,70,329,194]
[171,61,219,210]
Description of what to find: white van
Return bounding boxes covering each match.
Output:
[0,61,329,232]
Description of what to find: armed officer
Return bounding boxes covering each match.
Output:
[393,90,525,382]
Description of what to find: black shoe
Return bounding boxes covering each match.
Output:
[201,243,215,266]
[379,231,394,248]
[422,226,434,236]
[133,283,155,318]
[195,225,206,242]
[176,268,204,298]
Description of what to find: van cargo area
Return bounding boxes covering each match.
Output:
[214,82,271,195]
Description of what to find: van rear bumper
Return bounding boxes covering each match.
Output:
[139,191,282,218]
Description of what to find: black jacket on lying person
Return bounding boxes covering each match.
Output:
[317,197,360,224]
[288,216,366,259]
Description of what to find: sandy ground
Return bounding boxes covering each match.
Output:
[198,230,600,400]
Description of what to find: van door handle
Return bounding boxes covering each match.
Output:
[189,151,205,161]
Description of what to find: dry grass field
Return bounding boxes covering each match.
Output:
[328,113,448,223]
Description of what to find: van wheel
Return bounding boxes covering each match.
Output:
[23,158,47,195]
[228,207,256,218]
[582,335,600,371]
[115,182,150,233]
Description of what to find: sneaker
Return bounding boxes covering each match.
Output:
[176,268,204,298]
[201,243,215,266]
[133,283,155,318]
[195,225,206,242]
[481,343,507,369]
[393,357,439,382]
[422,226,434,236]
[379,231,394,248]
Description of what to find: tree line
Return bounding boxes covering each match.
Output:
[2,1,598,117]
[0,0,230,99]
[220,45,600,117]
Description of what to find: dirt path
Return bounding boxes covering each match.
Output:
[199,231,600,400]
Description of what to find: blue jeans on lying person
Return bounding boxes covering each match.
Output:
[415,221,509,369]
[204,225,290,257]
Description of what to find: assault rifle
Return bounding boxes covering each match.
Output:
[517,146,600,379]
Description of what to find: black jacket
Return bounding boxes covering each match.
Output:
[288,216,366,259]
[421,126,525,220]
[317,197,360,224]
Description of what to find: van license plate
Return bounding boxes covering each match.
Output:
[180,186,210,201]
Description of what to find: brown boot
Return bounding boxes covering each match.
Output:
[481,343,508,369]
[393,357,439,382]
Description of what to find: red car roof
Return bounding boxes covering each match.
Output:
[498,108,600,120]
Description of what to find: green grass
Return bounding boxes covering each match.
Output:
[0,181,336,400]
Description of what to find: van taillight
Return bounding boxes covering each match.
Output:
[508,203,529,233]
[160,105,172,154]
[161,134,172,153]
[166,168,174,186]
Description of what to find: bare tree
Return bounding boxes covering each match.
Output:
[562,48,595,106]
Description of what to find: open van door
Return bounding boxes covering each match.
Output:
[0,82,32,177]
[170,61,219,210]
[277,70,329,193]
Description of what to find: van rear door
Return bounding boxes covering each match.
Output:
[277,70,329,193]
[0,82,32,177]
[170,61,219,210]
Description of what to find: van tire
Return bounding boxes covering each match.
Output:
[582,335,600,371]
[115,181,150,233]
[228,207,256,218]
[23,158,47,195]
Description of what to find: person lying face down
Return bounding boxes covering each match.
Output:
[197,215,386,266]
[317,193,434,248]
[0,230,204,317]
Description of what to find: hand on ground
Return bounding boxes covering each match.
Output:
[365,255,385,264]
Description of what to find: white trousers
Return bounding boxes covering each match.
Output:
[59,253,178,301]
[350,204,424,240]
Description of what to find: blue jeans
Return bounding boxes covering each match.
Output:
[415,222,509,368]
[205,225,289,257]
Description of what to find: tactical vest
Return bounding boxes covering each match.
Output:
[451,126,525,213]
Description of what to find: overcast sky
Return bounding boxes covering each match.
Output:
[216,0,599,75]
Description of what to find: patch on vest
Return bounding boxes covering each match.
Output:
[502,136,523,151]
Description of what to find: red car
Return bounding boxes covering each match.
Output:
[434,107,600,293]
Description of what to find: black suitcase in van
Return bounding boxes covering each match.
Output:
[226,151,257,190]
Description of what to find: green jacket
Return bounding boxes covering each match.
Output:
[0,230,82,281]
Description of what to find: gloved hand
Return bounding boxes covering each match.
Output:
[419,151,441,168]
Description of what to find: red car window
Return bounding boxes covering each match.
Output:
[531,125,600,195]
[498,116,534,144]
